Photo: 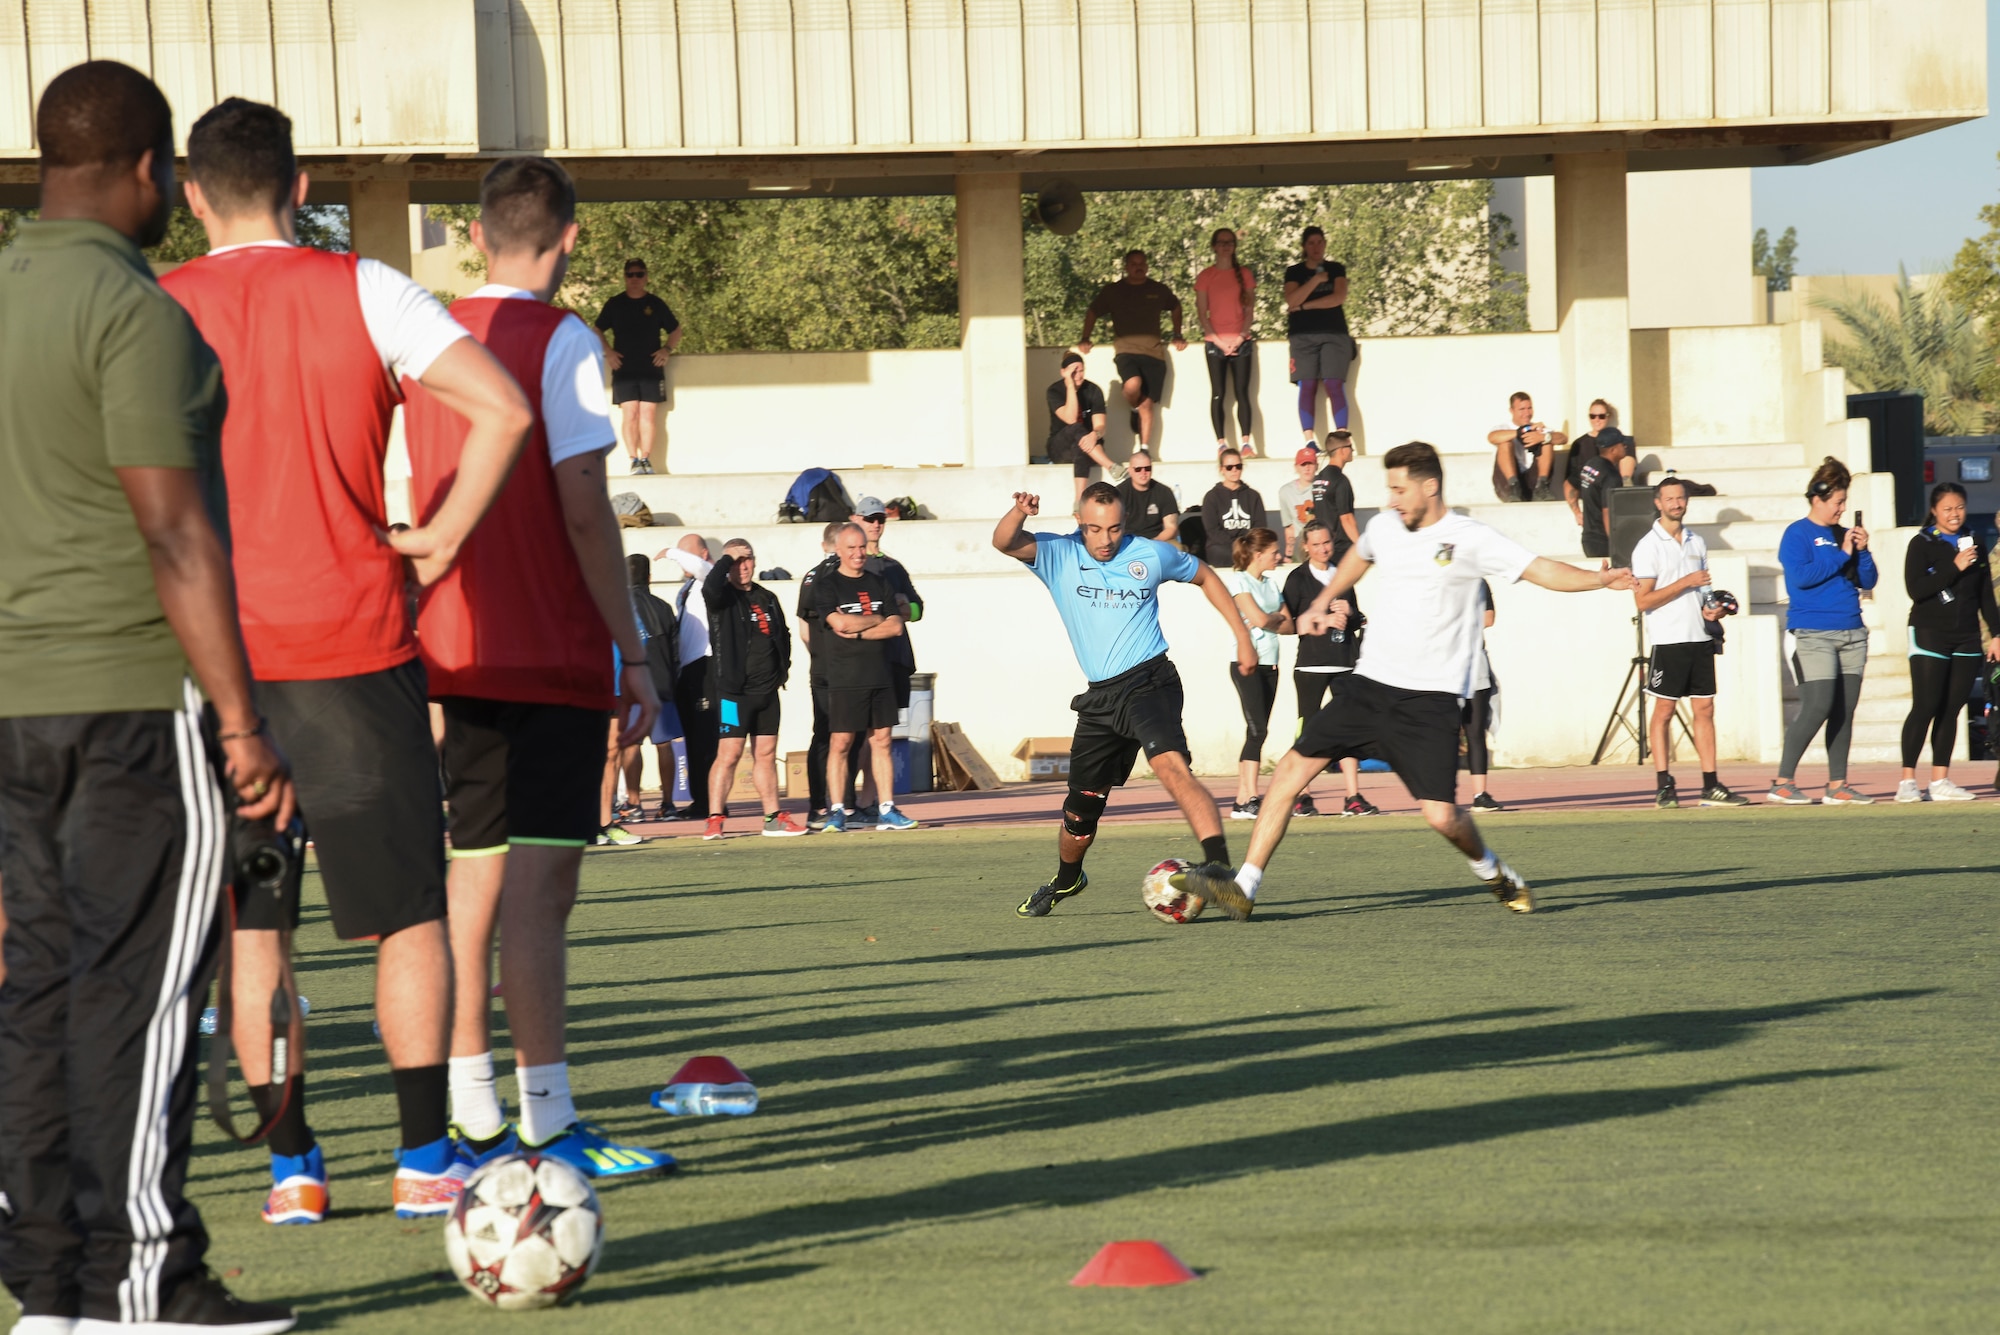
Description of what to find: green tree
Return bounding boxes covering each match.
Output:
[1815,268,1997,436]
[1752,226,1798,292]
[0,203,347,261]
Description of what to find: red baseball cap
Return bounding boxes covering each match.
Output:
[1294,446,1320,465]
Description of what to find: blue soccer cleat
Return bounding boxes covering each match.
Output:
[525,1121,676,1179]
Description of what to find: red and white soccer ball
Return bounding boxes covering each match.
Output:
[1141,857,1206,923]
[444,1153,604,1310]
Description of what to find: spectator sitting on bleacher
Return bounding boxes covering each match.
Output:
[1201,448,1267,567]
[1078,249,1186,452]
[1566,398,1635,523]
[1046,351,1122,501]
[1115,449,1179,543]
[1488,390,1566,503]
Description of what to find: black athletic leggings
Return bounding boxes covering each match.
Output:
[1205,341,1254,440]
[1461,686,1493,776]
[1231,663,1278,764]
[1901,632,1982,768]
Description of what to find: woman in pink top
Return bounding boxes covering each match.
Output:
[1195,227,1258,457]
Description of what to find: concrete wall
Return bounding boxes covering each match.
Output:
[647,332,1564,473]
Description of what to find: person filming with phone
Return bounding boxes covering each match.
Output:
[1766,457,1878,805]
[1895,482,2000,802]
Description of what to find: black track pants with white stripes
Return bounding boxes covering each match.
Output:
[0,694,225,1322]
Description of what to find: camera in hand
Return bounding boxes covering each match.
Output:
[229,807,303,902]
[1699,588,1740,617]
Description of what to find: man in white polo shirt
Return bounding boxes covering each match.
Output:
[1630,475,1750,809]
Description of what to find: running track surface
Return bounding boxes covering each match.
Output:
[626,759,1990,839]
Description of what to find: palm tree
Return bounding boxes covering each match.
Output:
[1814,268,1997,437]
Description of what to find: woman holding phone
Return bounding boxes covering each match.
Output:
[1767,457,1878,805]
[1896,482,2000,802]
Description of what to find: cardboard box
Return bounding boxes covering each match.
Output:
[1013,735,1072,780]
[785,751,810,801]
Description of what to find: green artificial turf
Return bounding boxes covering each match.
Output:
[81,807,2000,1331]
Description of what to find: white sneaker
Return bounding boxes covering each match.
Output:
[1929,779,1976,802]
[1895,779,1923,803]
[15,1318,78,1335]
[1105,463,1128,484]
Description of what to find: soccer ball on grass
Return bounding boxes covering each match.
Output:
[444,1153,604,1309]
[1141,858,1206,923]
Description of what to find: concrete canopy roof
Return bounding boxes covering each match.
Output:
[0,0,1983,205]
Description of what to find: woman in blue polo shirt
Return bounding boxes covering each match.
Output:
[1768,457,1878,805]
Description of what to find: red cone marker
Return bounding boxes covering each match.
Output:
[668,1055,750,1085]
[1069,1241,1197,1287]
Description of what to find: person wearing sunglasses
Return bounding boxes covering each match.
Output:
[1113,449,1180,543]
[592,258,682,475]
[1200,448,1269,568]
[1565,398,1634,524]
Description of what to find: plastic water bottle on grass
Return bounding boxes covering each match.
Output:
[651,1055,758,1116]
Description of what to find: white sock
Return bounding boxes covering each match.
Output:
[879,799,894,812]
[1469,849,1499,879]
[831,803,846,814]
[1234,864,1263,900]
[448,1052,503,1140]
[516,1062,577,1146]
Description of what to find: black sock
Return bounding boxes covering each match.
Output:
[391,1064,450,1151]
[1051,859,1085,891]
[1657,771,1673,790]
[250,1075,313,1158]
[1702,771,1719,791]
[1200,835,1230,866]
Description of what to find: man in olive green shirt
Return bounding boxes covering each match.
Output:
[0,61,294,1335]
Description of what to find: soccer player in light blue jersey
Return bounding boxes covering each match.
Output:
[994,482,1257,917]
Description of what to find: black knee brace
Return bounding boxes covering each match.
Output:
[1062,789,1108,838]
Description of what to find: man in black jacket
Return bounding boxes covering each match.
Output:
[702,541,805,837]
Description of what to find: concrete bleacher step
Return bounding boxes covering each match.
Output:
[1632,443,1808,473]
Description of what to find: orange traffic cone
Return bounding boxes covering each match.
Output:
[1069,1241,1197,1287]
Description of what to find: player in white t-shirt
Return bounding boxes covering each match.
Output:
[1186,441,1635,919]
[1630,474,1748,808]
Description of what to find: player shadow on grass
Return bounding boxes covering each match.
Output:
[1527,864,2000,914]
[578,1062,1884,1296]
[611,989,1930,1174]
[284,1258,821,1325]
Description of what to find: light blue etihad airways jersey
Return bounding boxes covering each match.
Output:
[1027,530,1202,683]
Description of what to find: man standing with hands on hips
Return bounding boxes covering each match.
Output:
[1630,475,1749,809]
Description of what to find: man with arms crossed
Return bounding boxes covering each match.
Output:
[702,541,807,837]
[1186,442,1633,920]
[996,484,1257,918]
[1631,476,1749,809]
[593,257,681,474]
[0,61,296,1334]
[164,96,533,1224]
[403,157,671,1181]
[814,525,919,833]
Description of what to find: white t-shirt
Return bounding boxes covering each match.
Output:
[468,285,617,467]
[663,547,713,662]
[1630,520,1710,645]
[1222,568,1283,666]
[1354,511,1536,696]
[207,240,469,381]
[1493,419,1547,474]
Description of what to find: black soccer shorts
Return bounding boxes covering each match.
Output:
[1647,641,1718,700]
[719,691,782,739]
[258,659,445,939]
[439,697,609,852]
[1295,672,1461,803]
[1067,654,1190,792]
[828,686,897,734]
